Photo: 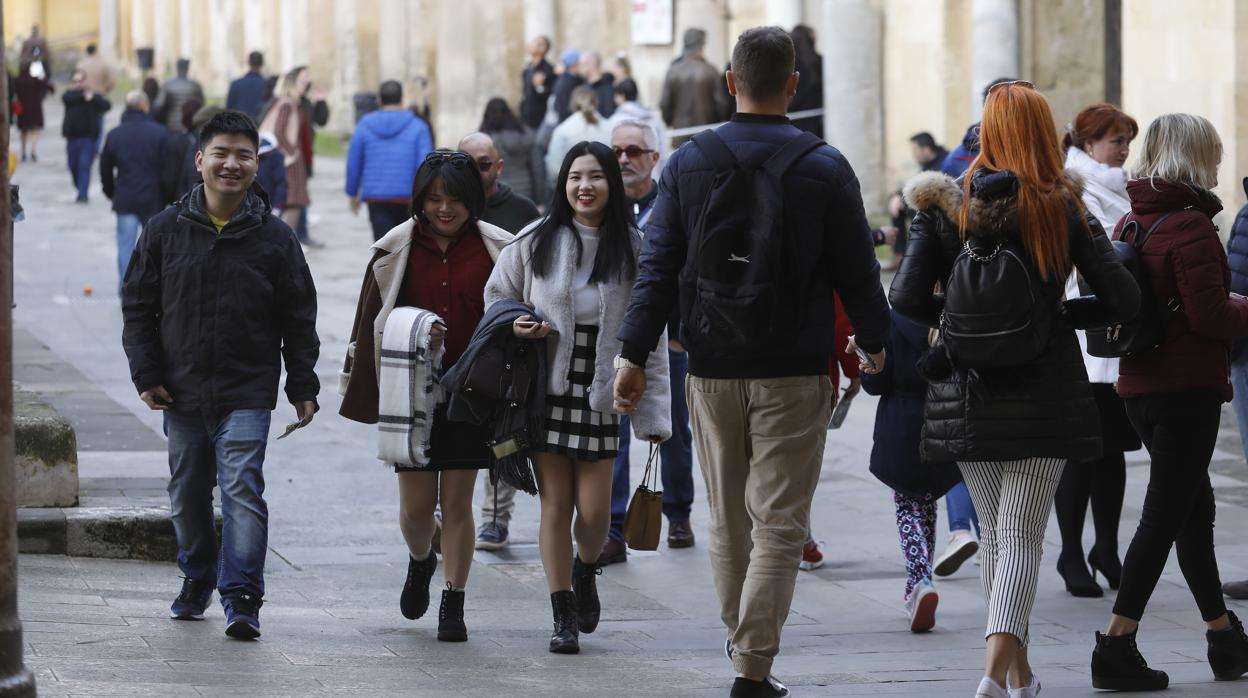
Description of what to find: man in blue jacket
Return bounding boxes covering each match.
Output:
[100,90,169,295]
[226,51,267,120]
[345,80,434,240]
[613,27,890,698]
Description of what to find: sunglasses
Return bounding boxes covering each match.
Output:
[612,145,655,159]
[986,79,1035,95]
[423,150,473,169]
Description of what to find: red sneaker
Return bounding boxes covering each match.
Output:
[799,540,824,571]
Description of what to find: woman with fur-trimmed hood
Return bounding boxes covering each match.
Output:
[889,82,1139,698]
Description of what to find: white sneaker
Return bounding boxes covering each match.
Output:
[905,578,938,632]
[975,676,1008,698]
[933,530,978,577]
[1008,674,1040,698]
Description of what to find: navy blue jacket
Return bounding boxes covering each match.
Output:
[860,311,960,499]
[100,110,169,220]
[618,113,891,378]
[940,123,979,178]
[1227,177,1248,297]
[226,72,267,119]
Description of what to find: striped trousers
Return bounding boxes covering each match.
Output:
[958,457,1066,645]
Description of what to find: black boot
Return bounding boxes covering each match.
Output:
[400,552,437,620]
[549,590,579,654]
[1207,610,1248,681]
[572,556,603,633]
[1091,630,1169,691]
[1088,546,1123,590]
[437,585,467,642]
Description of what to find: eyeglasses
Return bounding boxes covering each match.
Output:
[475,157,494,172]
[423,150,473,169]
[986,79,1035,95]
[612,145,655,159]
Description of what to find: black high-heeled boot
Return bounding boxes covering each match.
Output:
[1207,610,1248,681]
[437,586,467,642]
[1091,629,1169,691]
[572,556,603,633]
[1087,546,1123,590]
[1057,553,1103,598]
[549,590,579,654]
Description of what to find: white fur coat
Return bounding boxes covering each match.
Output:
[485,223,672,442]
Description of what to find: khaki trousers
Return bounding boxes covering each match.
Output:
[687,374,832,678]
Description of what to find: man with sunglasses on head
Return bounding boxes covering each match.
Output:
[458,132,540,236]
[600,119,697,565]
[345,80,434,241]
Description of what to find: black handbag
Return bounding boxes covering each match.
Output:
[1082,212,1178,358]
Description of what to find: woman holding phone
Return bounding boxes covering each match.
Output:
[485,140,670,654]
[340,150,514,642]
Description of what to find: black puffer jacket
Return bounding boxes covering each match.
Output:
[889,169,1139,463]
[122,184,320,414]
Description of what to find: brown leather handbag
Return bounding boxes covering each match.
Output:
[623,445,663,551]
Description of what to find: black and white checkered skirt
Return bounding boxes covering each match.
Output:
[539,324,620,461]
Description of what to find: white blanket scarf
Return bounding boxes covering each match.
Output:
[377,307,445,467]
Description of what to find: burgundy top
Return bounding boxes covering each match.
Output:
[402,220,493,366]
[1117,179,1248,402]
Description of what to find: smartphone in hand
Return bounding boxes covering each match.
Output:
[849,334,877,371]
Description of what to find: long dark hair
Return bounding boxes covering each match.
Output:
[479,97,525,133]
[526,141,636,283]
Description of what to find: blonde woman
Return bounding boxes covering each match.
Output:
[544,85,611,187]
[259,67,311,234]
[1091,113,1248,690]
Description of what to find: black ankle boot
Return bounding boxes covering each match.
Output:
[1057,554,1103,598]
[549,590,579,654]
[400,552,437,620]
[437,586,467,642]
[1091,630,1169,691]
[1207,610,1248,681]
[572,556,603,633]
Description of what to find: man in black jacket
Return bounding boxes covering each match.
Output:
[613,27,889,698]
[100,90,169,295]
[458,132,540,236]
[520,36,556,129]
[61,69,111,202]
[122,111,320,641]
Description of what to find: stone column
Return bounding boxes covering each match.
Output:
[970,0,1019,121]
[130,0,155,78]
[98,0,119,62]
[377,0,411,82]
[767,0,804,30]
[523,0,556,47]
[822,0,884,213]
[435,0,479,146]
[151,0,170,76]
[331,0,361,130]
[178,0,194,65]
[280,0,309,72]
[242,0,267,62]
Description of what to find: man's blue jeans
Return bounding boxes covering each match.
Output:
[164,408,272,600]
[946,480,980,536]
[609,350,694,542]
[116,213,141,296]
[1231,353,1248,460]
[66,137,96,200]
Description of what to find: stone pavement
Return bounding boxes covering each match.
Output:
[10,100,1248,697]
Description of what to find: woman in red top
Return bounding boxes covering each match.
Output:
[1091,114,1248,690]
[340,151,514,643]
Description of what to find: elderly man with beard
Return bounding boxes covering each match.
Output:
[599,119,697,565]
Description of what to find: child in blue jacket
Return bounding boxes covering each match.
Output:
[861,309,961,632]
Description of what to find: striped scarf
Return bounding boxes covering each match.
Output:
[377,307,445,467]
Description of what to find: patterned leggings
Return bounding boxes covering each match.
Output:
[894,490,938,599]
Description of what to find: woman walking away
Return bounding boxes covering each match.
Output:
[340,150,515,642]
[861,310,962,633]
[13,60,53,161]
[1090,113,1248,691]
[259,68,312,242]
[1054,103,1142,598]
[544,86,611,189]
[486,141,670,654]
[889,81,1139,698]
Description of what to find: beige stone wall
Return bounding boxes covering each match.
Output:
[1023,0,1104,144]
[1122,0,1244,227]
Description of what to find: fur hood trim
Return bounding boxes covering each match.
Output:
[902,170,1083,240]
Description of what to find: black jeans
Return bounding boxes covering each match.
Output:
[368,201,411,242]
[1113,389,1227,622]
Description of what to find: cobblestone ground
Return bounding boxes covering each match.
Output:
[10,101,1248,696]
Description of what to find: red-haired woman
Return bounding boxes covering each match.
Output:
[889,82,1140,698]
[1054,103,1142,598]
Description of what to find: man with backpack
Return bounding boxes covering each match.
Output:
[613,26,890,698]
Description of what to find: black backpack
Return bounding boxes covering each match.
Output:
[1083,212,1178,358]
[940,237,1053,367]
[678,130,824,353]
